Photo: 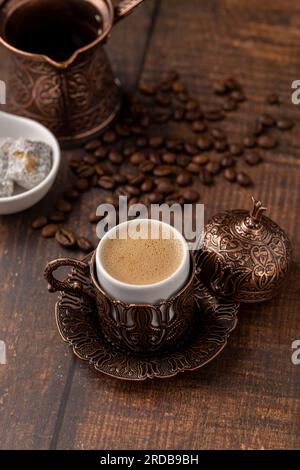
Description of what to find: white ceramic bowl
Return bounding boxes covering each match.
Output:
[0,111,60,215]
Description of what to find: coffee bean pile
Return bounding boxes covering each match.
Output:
[32,70,295,251]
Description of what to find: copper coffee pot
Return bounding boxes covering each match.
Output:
[0,0,146,144]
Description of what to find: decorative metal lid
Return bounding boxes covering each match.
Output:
[198,197,292,303]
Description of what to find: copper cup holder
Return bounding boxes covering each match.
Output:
[45,253,197,355]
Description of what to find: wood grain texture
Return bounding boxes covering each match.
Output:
[0,0,300,451]
[56,0,300,450]
[0,0,157,450]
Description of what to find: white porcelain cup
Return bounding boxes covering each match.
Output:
[95,219,190,304]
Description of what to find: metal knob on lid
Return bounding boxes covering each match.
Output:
[198,197,292,303]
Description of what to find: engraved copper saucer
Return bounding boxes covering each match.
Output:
[54,256,239,381]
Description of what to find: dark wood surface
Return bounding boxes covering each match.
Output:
[0,0,300,450]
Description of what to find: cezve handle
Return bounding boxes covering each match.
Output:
[115,0,146,22]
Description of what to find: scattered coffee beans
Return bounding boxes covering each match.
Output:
[32,70,295,254]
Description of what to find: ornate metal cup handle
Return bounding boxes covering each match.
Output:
[44,258,91,298]
[114,0,146,22]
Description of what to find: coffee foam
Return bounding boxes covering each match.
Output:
[101,223,184,285]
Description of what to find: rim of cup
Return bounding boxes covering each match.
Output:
[96,219,190,290]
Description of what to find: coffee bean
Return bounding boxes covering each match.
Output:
[166,139,183,152]
[130,152,146,165]
[192,154,209,166]
[210,127,226,141]
[185,99,199,111]
[159,78,172,92]
[83,154,97,165]
[231,90,246,102]
[206,161,221,175]
[149,136,164,148]
[161,70,179,83]
[197,136,213,151]
[229,143,244,156]
[55,228,77,248]
[141,178,154,193]
[98,176,115,190]
[77,237,94,252]
[237,172,252,187]
[156,92,171,107]
[124,185,140,196]
[114,174,128,185]
[102,130,117,144]
[85,139,101,151]
[129,174,145,186]
[185,110,201,121]
[180,188,199,203]
[155,109,171,124]
[108,150,123,165]
[91,174,98,187]
[75,178,89,192]
[165,193,185,205]
[257,135,278,149]
[115,122,131,137]
[76,164,95,178]
[153,165,174,177]
[192,120,207,133]
[94,146,108,159]
[243,136,257,148]
[177,92,189,103]
[222,97,238,112]
[215,140,228,152]
[177,155,190,167]
[187,163,201,174]
[245,151,262,166]
[128,196,141,206]
[55,199,73,213]
[69,157,81,170]
[223,168,237,182]
[266,92,280,105]
[123,145,137,157]
[162,152,177,164]
[136,137,148,148]
[277,118,294,131]
[95,163,106,176]
[116,187,130,197]
[139,81,156,95]
[253,120,264,136]
[258,113,276,127]
[176,172,192,187]
[184,142,199,156]
[41,224,59,238]
[156,180,174,195]
[147,192,164,204]
[199,168,214,185]
[204,108,224,121]
[49,211,66,223]
[139,161,155,173]
[221,155,235,168]
[224,77,241,91]
[173,106,185,121]
[172,80,186,94]
[32,216,48,230]
[213,79,228,95]
[149,152,162,165]
[106,195,120,206]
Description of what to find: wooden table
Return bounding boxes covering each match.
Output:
[0,0,299,450]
